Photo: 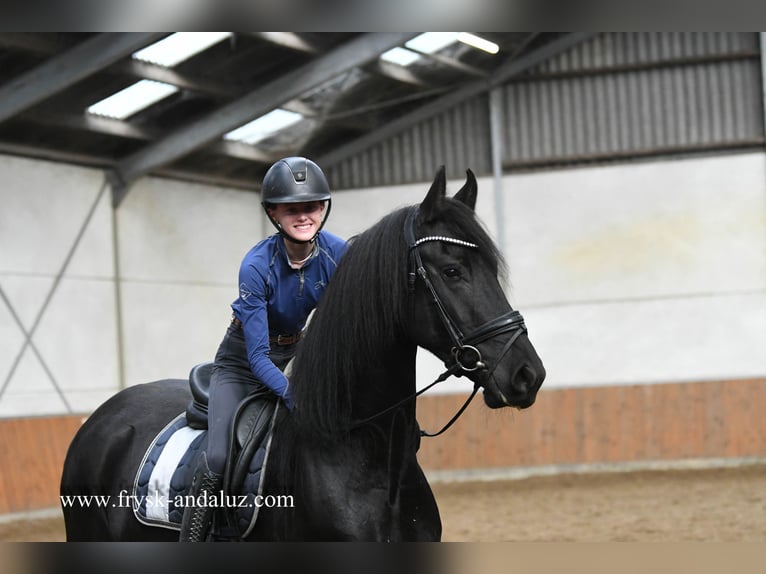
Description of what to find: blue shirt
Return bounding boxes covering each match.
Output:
[231,230,347,400]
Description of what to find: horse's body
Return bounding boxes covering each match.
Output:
[61,167,545,541]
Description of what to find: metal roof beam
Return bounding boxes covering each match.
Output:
[410,49,488,78]
[0,34,240,99]
[0,140,115,168]
[0,140,262,191]
[21,109,160,140]
[0,33,164,125]
[22,110,281,164]
[119,59,237,98]
[317,33,594,169]
[366,60,432,87]
[110,32,418,206]
[0,33,73,53]
[209,140,274,163]
[250,33,319,54]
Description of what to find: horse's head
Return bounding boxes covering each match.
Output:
[407,167,545,409]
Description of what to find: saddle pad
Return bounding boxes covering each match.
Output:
[132,414,205,530]
[131,408,278,538]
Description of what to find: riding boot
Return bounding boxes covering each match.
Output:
[179,452,223,542]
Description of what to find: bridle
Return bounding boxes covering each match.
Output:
[353,206,528,436]
[405,207,526,375]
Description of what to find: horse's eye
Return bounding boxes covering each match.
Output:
[443,267,461,279]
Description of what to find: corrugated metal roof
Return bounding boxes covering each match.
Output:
[328,32,764,189]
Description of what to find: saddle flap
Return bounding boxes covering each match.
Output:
[224,397,277,503]
[234,396,275,450]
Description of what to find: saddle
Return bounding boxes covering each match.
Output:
[184,362,276,499]
[133,364,279,538]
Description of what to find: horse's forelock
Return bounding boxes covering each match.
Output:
[435,198,506,278]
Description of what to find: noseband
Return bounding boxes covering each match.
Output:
[404,207,527,376]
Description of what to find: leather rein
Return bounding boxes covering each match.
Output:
[353,207,528,437]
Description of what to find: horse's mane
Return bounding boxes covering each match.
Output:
[288,206,409,440]
[287,196,505,442]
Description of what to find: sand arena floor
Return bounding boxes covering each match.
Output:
[1,463,764,542]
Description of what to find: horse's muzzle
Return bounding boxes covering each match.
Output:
[483,362,545,409]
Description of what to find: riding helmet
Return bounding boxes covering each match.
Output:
[261,157,331,205]
[261,156,332,243]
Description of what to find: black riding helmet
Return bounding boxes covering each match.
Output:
[261,156,332,244]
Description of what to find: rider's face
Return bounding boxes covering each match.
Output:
[269,201,325,241]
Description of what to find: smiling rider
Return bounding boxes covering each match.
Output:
[179,156,348,542]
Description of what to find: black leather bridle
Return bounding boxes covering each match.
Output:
[404,207,527,377]
[353,207,528,436]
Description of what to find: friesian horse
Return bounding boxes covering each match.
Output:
[60,167,545,541]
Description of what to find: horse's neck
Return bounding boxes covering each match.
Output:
[350,341,418,422]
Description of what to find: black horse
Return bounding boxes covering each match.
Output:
[60,167,545,541]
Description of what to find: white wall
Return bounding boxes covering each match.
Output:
[0,156,115,415]
[116,177,264,387]
[503,153,766,387]
[1,151,765,416]
[302,154,766,393]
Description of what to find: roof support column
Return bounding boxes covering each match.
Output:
[489,87,506,256]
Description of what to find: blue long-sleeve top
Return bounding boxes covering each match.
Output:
[230,230,347,400]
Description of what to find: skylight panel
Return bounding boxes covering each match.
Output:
[132,32,231,67]
[405,33,460,54]
[380,47,421,67]
[457,33,500,54]
[223,109,303,144]
[86,80,179,119]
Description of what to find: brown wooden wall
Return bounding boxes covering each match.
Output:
[0,415,84,515]
[417,378,766,471]
[1,378,765,515]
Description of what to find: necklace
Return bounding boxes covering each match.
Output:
[288,247,315,266]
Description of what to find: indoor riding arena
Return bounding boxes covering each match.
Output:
[1,32,765,546]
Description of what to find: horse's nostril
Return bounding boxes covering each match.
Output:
[514,364,538,392]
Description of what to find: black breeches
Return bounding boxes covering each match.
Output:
[206,324,294,474]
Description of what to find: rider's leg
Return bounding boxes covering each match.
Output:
[179,375,248,541]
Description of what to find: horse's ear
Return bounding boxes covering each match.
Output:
[454,169,477,211]
[420,165,446,220]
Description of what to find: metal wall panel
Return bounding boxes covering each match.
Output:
[328,33,764,190]
[503,59,763,166]
[327,97,491,189]
[538,32,758,72]
[505,32,764,167]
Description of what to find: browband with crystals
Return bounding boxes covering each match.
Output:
[411,236,478,249]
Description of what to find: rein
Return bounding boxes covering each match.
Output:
[352,362,475,437]
[352,207,528,437]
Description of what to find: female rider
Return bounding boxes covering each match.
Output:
[180,157,348,541]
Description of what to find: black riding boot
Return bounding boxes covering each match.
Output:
[179,452,223,542]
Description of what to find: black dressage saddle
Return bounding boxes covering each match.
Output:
[184,362,276,494]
